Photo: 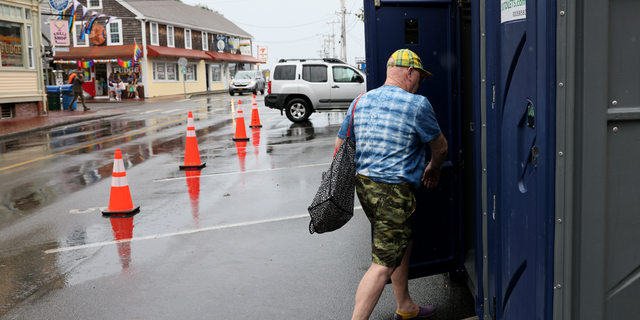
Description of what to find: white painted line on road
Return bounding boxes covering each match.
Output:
[140,109,163,114]
[161,108,183,114]
[153,162,331,183]
[131,109,141,111]
[45,214,307,254]
[176,99,191,102]
[47,206,364,254]
[70,207,107,214]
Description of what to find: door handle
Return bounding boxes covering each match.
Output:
[332,85,340,88]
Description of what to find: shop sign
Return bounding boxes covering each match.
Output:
[257,46,268,63]
[50,20,70,46]
[48,0,72,12]
[500,0,526,24]
[113,66,140,74]
[215,35,227,52]
[228,38,239,50]
[239,39,251,56]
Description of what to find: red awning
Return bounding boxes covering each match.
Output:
[53,45,142,60]
[206,51,261,63]
[147,45,211,60]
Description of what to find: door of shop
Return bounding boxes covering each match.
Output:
[364,0,463,279]
[205,63,211,91]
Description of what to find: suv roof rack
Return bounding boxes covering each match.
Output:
[278,58,347,64]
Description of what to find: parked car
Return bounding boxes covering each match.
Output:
[265,58,366,122]
[229,70,265,96]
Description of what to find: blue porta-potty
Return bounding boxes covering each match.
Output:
[60,84,77,110]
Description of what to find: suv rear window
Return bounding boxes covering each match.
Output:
[273,65,296,80]
[302,65,327,82]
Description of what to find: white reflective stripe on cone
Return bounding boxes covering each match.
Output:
[113,159,125,173]
[187,130,196,137]
[187,117,194,127]
[111,176,129,187]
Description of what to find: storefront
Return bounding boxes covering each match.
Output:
[0,0,45,119]
[53,45,145,99]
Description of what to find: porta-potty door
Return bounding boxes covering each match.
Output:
[364,0,463,279]
[484,0,555,319]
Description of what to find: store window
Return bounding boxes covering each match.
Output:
[152,62,179,82]
[228,62,237,79]
[107,19,122,45]
[73,22,88,47]
[202,31,208,50]
[150,22,158,45]
[184,29,191,49]
[0,21,23,67]
[167,25,174,47]
[333,66,360,82]
[26,25,33,68]
[24,9,30,20]
[210,64,221,82]
[0,5,22,18]
[87,0,102,9]
[185,63,197,81]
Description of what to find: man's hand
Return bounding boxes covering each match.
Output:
[423,134,448,188]
[334,137,345,157]
[422,164,441,189]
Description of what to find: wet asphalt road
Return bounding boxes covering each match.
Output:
[0,93,477,319]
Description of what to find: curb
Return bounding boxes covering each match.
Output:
[0,113,125,140]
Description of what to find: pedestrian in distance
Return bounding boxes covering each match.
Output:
[116,78,125,101]
[335,49,448,320]
[69,72,90,111]
[108,73,117,101]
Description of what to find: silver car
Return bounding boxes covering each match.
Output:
[229,70,266,96]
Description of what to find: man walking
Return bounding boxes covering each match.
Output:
[70,72,90,111]
[335,49,448,320]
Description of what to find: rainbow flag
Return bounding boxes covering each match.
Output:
[79,60,93,69]
[118,59,133,68]
[133,40,142,61]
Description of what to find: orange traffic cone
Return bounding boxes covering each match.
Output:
[180,111,206,170]
[102,149,140,215]
[233,99,250,141]
[250,93,262,128]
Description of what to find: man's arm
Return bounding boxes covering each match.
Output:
[422,133,448,188]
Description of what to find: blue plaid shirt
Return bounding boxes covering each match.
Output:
[337,85,441,189]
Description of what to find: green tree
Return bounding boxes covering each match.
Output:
[174,0,183,2]
[195,3,218,13]
[355,7,364,22]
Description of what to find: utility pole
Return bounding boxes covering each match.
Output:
[327,20,339,58]
[340,0,347,61]
[336,0,348,61]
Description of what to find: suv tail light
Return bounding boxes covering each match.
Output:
[268,81,271,94]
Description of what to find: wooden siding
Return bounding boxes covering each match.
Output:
[80,0,142,47]
[0,72,38,95]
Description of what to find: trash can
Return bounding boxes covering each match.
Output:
[45,85,61,111]
[60,84,77,111]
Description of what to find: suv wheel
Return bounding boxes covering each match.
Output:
[285,98,311,122]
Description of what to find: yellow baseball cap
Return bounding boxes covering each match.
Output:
[387,49,433,81]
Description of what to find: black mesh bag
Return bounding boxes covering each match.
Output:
[308,94,363,234]
[308,136,356,234]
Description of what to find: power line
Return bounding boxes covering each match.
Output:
[230,16,335,29]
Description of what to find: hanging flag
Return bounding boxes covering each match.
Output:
[79,9,95,40]
[133,39,142,62]
[78,60,93,69]
[86,13,106,35]
[68,0,81,33]
[104,16,118,29]
[118,59,134,68]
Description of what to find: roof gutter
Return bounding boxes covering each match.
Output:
[141,16,253,40]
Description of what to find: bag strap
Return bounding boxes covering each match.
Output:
[347,93,365,138]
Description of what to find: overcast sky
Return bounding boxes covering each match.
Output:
[182,0,366,70]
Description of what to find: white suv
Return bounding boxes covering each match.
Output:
[265,58,366,123]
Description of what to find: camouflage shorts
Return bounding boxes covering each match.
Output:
[355,174,416,268]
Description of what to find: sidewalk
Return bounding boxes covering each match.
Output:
[0,107,127,139]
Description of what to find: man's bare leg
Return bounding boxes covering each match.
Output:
[391,241,420,314]
[352,263,396,320]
